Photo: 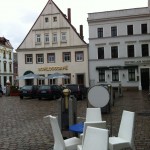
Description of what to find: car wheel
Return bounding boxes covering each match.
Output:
[20,96,23,99]
[38,97,41,100]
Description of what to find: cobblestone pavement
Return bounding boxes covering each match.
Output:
[0,90,150,150]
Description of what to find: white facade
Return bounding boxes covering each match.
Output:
[0,37,14,92]
[17,0,89,87]
[88,2,150,90]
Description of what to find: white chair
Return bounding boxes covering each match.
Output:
[77,126,109,150]
[109,110,135,150]
[45,115,81,150]
[78,108,103,143]
[85,107,102,122]
[78,121,107,150]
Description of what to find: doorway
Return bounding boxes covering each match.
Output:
[141,68,149,90]
[77,74,84,85]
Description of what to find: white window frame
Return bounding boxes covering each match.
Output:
[47,53,55,63]
[36,54,44,64]
[35,34,41,43]
[75,51,84,62]
[63,52,71,62]
[61,32,67,42]
[44,33,49,43]
[52,33,57,43]
[25,54,33,64]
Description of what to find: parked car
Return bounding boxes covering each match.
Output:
[19,85,39,99]
[64,84,87,100]
[37,85,63,100]
[0,86,3,96]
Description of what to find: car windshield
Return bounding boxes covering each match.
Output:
[39,85,51,90]
[22,86,32,90]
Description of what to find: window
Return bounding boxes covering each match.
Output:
[4,76,7,86]
[9,52,11,59]
[75,51,84,62]
[128,69,135,81]
[112,69,119,81]
[98,47,104,59]
[127,45,134,57]
[47,53,55,63]
[141,24,147,34]
[61,32,67,42]
[4,62,7,72]
[9,63,12,72]
[99,69,105,82]
[36,54,44,64]
[44,33,49,43]
[127,25,133,35]
[111,26,117,37]
[53,16,57,22]
[45,17,49,22]
[3,51,6,59]
[9,76,12,85]
[35,34,41,43]
[63,74,71,84]
[38,75,45,85]
[97,28,103,38]
[142,44,149,57]
[25,54,33,64]
[63,52,71,62]
[48,74,56,85]
[111,46,118,58]
[52,33,57,43]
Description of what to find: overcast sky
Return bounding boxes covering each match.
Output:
[0,0,147,50]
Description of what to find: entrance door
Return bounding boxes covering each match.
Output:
[77,74,84,85]
[141,68,149,90]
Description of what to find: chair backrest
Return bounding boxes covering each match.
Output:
[118,110,135,146]
[82,126,108,150]
[82,121,106,144]
[49,115,65,150]
[86,108,102,122]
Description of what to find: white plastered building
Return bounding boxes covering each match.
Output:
[0,37,13,92]
[88,0,150,90]
[16,0,89,87]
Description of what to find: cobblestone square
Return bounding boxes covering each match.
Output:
[0,90,150,149]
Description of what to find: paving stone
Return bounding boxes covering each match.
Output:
[0,90,149,149]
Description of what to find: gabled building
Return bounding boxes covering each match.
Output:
[88,0,150,90]
[16,0,89,87]
[0,37,13,91]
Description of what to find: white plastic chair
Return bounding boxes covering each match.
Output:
[109,110,135,150]
[77,126,109,150]
[78,121,107,150]
[45,115,81,150]
[85,107,102,122]
[78,107,103,142]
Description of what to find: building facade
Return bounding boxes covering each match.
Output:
[88,1,150,90]
[0,37,13,92]
[13,53,18,86]
[16,0,89,87]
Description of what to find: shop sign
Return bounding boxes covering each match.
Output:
[38,66,68,71]
[125,60,150,65]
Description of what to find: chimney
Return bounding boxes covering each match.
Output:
[80,25,84,40]
[68,8,71,23]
